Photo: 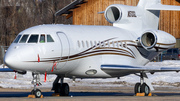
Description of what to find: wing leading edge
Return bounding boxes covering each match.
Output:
[0,68,14,72]
[101,64,180,73]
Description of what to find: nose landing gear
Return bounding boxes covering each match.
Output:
[29,72,43,98]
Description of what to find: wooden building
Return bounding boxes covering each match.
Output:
[56,0,180,47]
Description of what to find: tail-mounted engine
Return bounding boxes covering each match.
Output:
[140,31,157,50]
[104,4,139,24]
[104,4,122,23]
[140,30,176,52]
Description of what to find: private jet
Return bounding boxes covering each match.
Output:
[3,0,180,98]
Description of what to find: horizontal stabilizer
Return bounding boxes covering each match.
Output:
[98,11,105,14]
[146,4,180,11]
[101,64,180,73]
[0,68,14,72]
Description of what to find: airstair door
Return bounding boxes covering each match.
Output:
[56,32,70,69]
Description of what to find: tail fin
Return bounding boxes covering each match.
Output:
[137,0,180,30]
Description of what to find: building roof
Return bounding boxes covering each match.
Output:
[55,0,88,17]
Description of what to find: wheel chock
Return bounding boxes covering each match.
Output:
[135,93,152,96]
[52,93,60,96]
[136,93,145,96]
[28,95,43,98]
[148,93,152,96]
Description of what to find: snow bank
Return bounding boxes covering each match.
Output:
[1,60,180,89]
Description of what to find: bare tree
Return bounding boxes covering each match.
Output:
[0,0,73,46]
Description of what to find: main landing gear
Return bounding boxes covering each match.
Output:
[31,72,42,98]
[52,75,70,96]
[134,73,152,96]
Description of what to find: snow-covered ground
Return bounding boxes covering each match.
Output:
[1,60,180,89]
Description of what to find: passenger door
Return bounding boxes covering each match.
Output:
[56,32,70,69]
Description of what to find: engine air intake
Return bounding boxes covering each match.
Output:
[140,32,157,49]
[105,6,122,23]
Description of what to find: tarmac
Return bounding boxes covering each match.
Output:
[0,86,180,101]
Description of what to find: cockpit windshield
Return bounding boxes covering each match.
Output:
[19,34,29,43]
[28,35,39,43]
[40,34,45,43]
[47,35,54,42]
[13,35,22,43]
[13,34,54,43]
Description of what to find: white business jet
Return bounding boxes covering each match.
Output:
[3,0,180,98]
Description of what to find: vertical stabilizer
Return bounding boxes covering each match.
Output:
[111,0,180,32]
[137,0,161,30]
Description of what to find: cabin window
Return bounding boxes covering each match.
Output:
[112,41,115,47]
[94,41,97,47]
[108,41,110,48]
[13,35,22,43]
[19,34,29,43]
[90,41,93,47]
[102,41,104,47]
[99,41,101,47]
[78,41,80,48]
[116,41,119,48]
[40,34,46,43]
[47,35,54,42]
[125,42,127,48]
[86,41,89,48]
[82,41,84,48]
[120,41,123,47]
[28,35,39,43]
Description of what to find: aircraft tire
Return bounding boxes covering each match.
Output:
[31,89,35,95]
[54,83,61,93]
[34,89,42,98]
[134,83,141,94]
[140,83,150,96]
[60,83,69,96]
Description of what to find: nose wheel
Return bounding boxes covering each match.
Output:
[31,89,42,98]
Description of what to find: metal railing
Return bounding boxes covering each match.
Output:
[0,46,8,65]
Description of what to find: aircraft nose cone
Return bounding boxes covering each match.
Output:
[4,53,18,70]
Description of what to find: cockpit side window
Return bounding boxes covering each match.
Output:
[13,35,22,43]
[47,35,54,42]
[28,35,39,43]
[40,34,46,43]
[19,34,29,43]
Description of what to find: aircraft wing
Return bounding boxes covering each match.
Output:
[0,68,14,72]
[146,4,180,11]
[101,64,180,73]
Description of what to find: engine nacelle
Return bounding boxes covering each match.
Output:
[140,30,176,52]
[104,4,139,23]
